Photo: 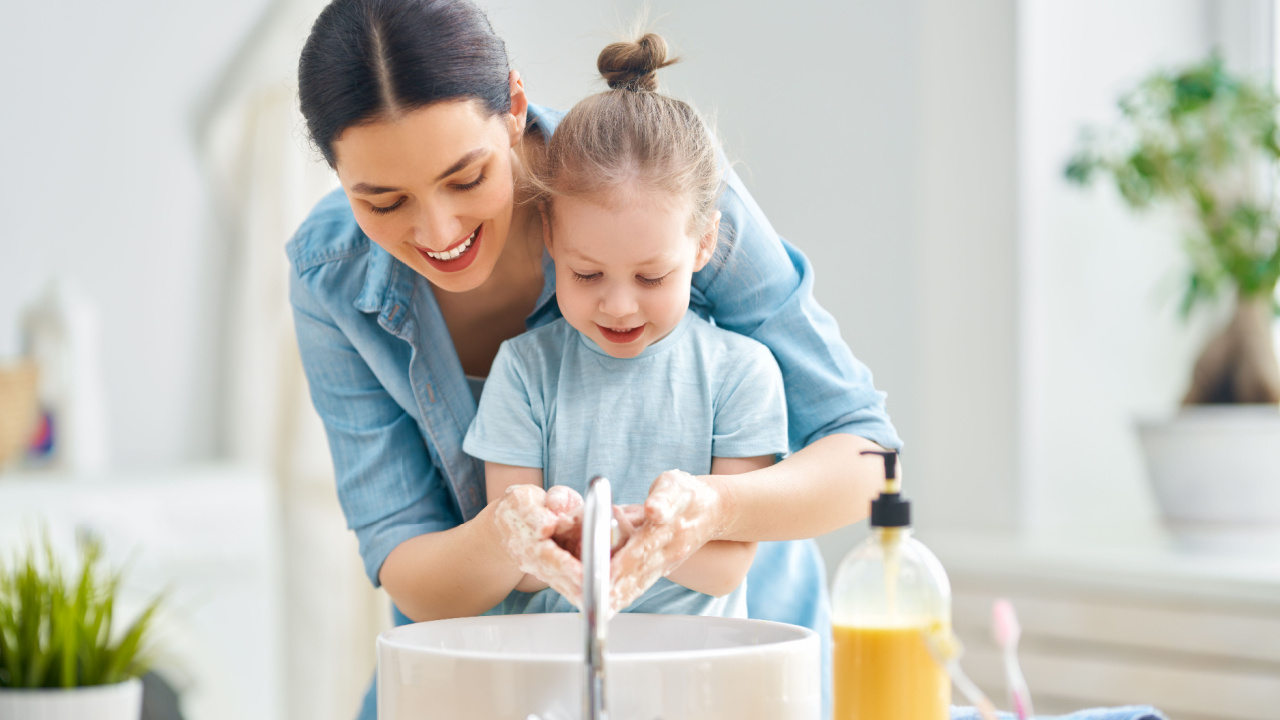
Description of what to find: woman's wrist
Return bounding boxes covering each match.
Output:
[476,501,522,574]
[700,473,740,541]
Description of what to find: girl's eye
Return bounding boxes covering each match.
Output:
[368,197,406,215]
[638,274,668,287]
[572,272,601,283]
[452,173,486,191]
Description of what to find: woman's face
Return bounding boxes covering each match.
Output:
[546,189,718,359]
[332,98,524,293]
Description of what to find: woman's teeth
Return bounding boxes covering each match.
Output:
[425,228,477,260]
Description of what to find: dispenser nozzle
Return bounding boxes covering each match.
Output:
[860,450,898,480]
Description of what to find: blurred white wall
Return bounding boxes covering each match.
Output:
[0,0,273,467]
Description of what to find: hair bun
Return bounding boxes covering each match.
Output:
[597,33,678,92]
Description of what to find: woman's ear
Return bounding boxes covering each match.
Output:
[506,70,529,146]
[693,211,721,271]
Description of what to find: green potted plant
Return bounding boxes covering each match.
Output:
[1065,54,1280,546]
[0,533,163,719]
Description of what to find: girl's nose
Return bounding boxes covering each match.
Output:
[599,283,639,319]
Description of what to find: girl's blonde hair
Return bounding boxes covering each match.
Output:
[532,33,723,240]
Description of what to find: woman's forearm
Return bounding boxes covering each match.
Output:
[378,503,523,622]
[708,433,890,543]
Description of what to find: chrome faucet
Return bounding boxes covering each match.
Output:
[581,475,613,720]
[527,476,619,720]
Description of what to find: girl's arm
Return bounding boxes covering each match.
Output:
[659,455,768,598]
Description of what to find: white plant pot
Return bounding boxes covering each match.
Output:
[0,678,142,720]
[1137,404,1280,552]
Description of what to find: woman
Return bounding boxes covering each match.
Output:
[288,0,901,716]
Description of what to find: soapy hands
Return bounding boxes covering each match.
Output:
[492,484,585,607]
[495,470,724,614]
[608,469,724,613]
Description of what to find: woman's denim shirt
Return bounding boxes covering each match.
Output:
[286,105,902,589]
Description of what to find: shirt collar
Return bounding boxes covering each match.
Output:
[355,244,415,334]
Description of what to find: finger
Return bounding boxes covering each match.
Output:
[526,539,584,607]
[611,506,636,550]
[618,504,646,528]
[546,485,584,516]
[644,470,692,524]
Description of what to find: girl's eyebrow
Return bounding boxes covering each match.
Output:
[349,148,487,195]
[566,249,673,266]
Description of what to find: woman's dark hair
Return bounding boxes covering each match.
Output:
[298,0,511,167]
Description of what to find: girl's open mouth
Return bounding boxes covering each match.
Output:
[419,224,482,272]
[597,324,644,344]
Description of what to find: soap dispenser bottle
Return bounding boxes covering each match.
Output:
[831,450,952,720]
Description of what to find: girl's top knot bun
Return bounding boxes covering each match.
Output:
[597,33,678,92]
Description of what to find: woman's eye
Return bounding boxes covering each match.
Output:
[572,272,601,283]
[368,197,406,215]
[637,274,668,287]
[452,173,486,191]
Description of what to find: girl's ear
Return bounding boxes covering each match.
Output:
[540,204,555,255]
[506,70,529,146]
[693,211,721,271]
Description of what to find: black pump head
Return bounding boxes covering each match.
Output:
[861,450,910,527]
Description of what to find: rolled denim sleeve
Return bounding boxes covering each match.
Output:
[289,260,461,587]
[695,165,902,452]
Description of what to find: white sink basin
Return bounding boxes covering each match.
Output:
[377,613,820,720]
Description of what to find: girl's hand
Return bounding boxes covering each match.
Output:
[608,469,727,613]
[492,484,584,606]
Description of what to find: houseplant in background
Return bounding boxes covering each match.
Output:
[1065,54,1280,548]
[0,533,163,719]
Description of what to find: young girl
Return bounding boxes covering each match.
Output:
[463,33,786,617]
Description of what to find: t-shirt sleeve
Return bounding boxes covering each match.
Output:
[711,341,790,459]
[463,341,546,469]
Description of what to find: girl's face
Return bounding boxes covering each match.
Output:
[546,188,718,359]
[331,93,526,294]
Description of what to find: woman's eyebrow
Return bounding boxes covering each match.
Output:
[349,148,488,195]
[434,148,486,181]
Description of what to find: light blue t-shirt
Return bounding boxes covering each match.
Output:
[463,310,788,618]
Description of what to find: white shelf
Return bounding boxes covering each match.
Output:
[924,528,1280,612]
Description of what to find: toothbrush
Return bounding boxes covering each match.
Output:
[992,598,1035,720]
[923,623,999,720]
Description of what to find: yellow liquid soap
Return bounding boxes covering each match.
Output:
[882,528,902,614]
[832,623,951,720]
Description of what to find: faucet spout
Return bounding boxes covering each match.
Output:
[582,476,612,720]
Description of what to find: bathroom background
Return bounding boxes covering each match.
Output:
[1,1,1277,719]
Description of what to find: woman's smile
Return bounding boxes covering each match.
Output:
[417,224,483,272]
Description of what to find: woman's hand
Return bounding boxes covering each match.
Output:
[608,469,728,613]
[492,484,584,606]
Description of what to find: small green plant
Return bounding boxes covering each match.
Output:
[0,533,162,689]
[1066,54,1280,405]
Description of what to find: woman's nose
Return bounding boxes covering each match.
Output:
[412,200,461,250]
[599,283,638,319]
